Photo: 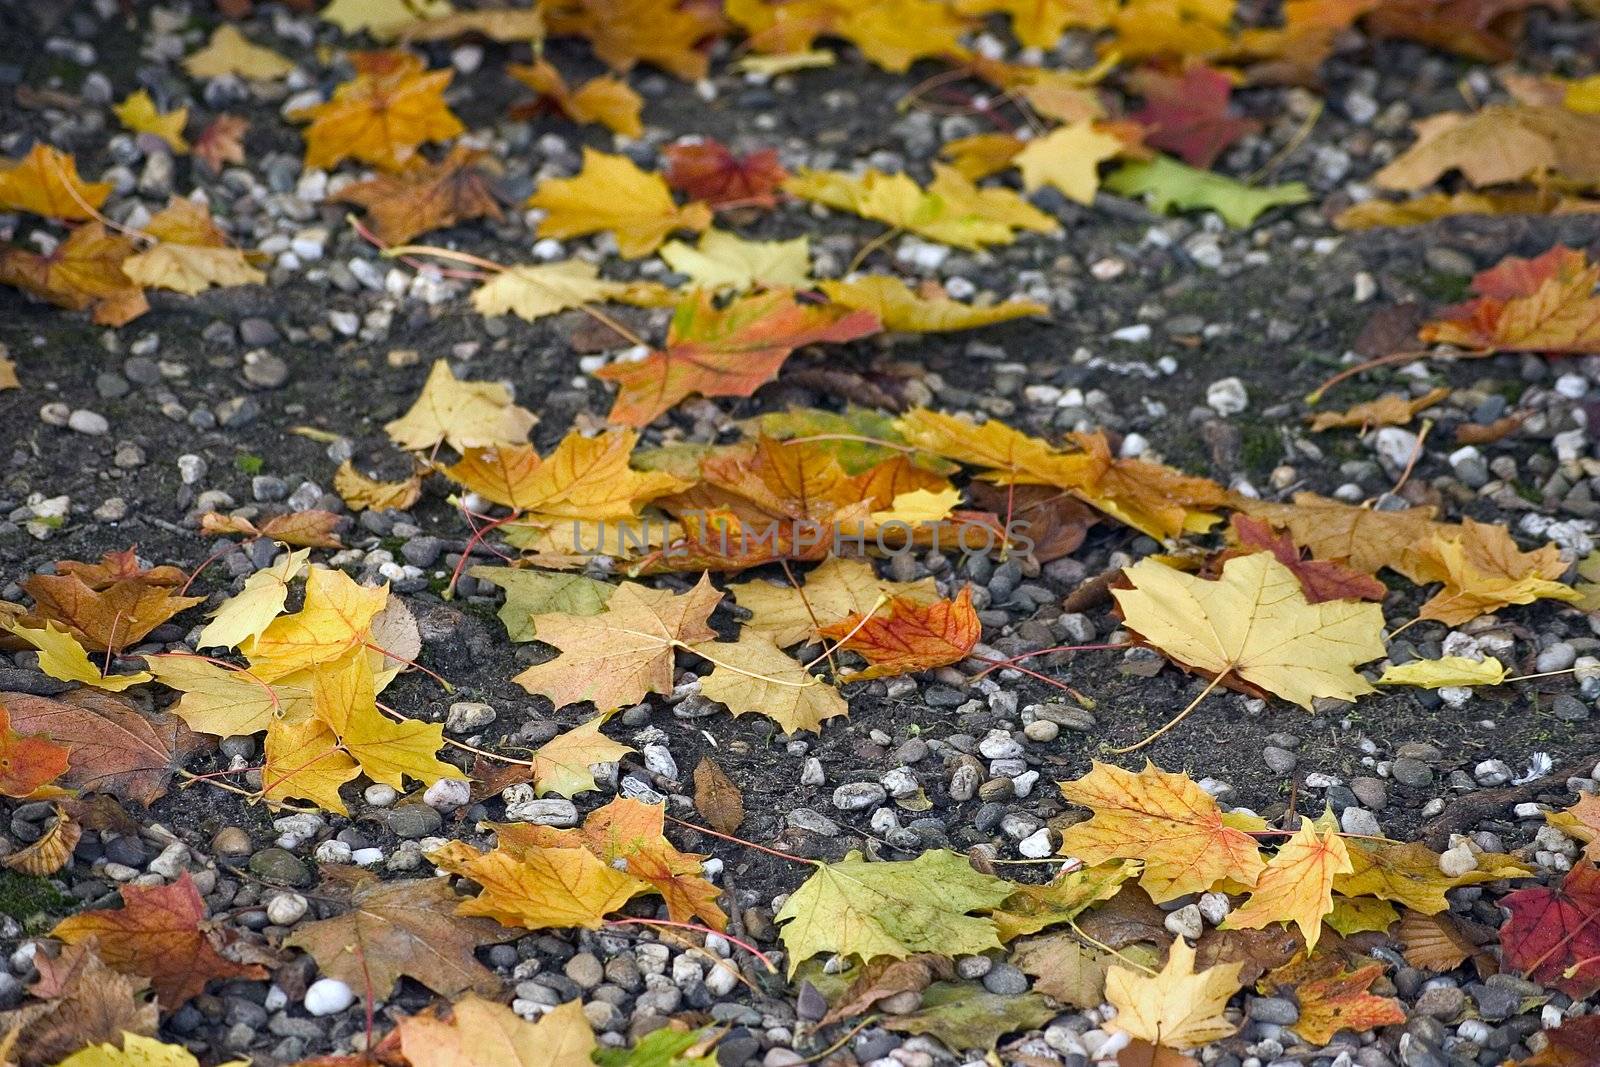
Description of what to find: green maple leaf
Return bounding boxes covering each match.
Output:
[776,850,1011,976]
[469,566,614,642]
[1103,157,1309,228]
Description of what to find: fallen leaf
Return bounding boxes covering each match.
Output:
[1103,157,1310,227]
[1192,925,1302,986]
[470,260,645,323]
[121,197,264,295]
[51,871,264,1005]
[1235,493,1443,579]
[3,620,153,692]
[1419,244,1600,356]
[143,654,314,737]
[1259,955,1406,1045]
[659,230,811,291]
[1307,387,1452,431]
[0,222,148,326]
[444,430,688,520]
[398,996,595,1067]
[528,718,633,798]
[310,652,455,788]
[55,1034,243,1067]
[470,567,614,642]
[287,874,515,999]
[1407,518,1579,625]
[0,944,158,1067]
[199,509,344,548]
[1520,1014,1600,1067]
[815,586,981,682]
[692,756,744,834]
[1224,817,1351,952]
[1057,761,1265,903]
[953,0,1108,48]
[1113,553,1387,707]
[0,700,71,797]
[822,955,951,1023]
[596,289,879,426]
[384,360,538,453]
[1396,909,1482,972]
[113,91,188,153]
[0,355,16,390]
[692,632,849,731]
[1548,794,1600,863]
[0,144,112,220]
[508,60,643,137]
[1131,62,1260,168]
[335,145,503,244]
[1011,932,1119,1007]
[543,0,724,81]
[785,165,1057,250]
[192,115,250,173]
[983,861,1135,940]
[881,981,1057,1051]
[333,462,425,513]
[938,132,1025,181]
[1377,655,1508,688]
[528,148,712,259]
[261,717,360,812]
[819,275,1048,332]
[183,25,295,79]
[592,1026,715,1066]
[1375,106,1600,190]
[1222,515,1389,604]
[663,139,788,208]
[513,576,719,712]
[1335,188,1600,230]
[1013,120,1125,204]
[395,7,546,42]
[730,555,937,647]
[242,566,390,680]
[776,849,1011,975]
[1502,861,1600,997]
[1,689,199,804]
[429,838,647,929]
[21,565,203,653]
[321,0,455,36]
[1104,938,1241,1050]
[297,56,464,172]
[1334,838,1531,913]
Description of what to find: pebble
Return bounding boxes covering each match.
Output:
[249,848,310,886]
[504,791,580,826]
[832,782,887,811]
[1205,378,1248,416]
[1017,827,1055,858]
[1247,997,1300,1025]
[67,409,109,435]
[445,701,497,733]
[423,778,471,812]
[980,962,1029,995]
[303,978,355,1017]
[213,827,253,857]
[1163,903,1204,941]
[265,893,308,926]
[1373,427,1420,471]
[1340,807,1382,837]
[1413,985,1465,1021]
[388,805,444,838]
[1438,846,1477,878]
[1390,758,1434,788]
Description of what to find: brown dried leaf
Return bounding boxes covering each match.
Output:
[3,806,79,875]
[822,955,953,1023]
[691,756,744,835]
[0,944,158,1067]
[1,690,201,804]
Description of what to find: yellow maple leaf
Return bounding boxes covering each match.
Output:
[198,548,309,651]
[1407,518,1579,626]
[311,652,454,788]
[894,407,1088,485]
[183,25,296,79]
[1374,106,1600,191]
[1235,493,1444,580]
[298,59,464,172]
[530,718,634,797]
[939,132,1026,180]
[820,275,1047,332]
[321,0,456,36]
[528,148,712,258]
[1333,838,1532,914]
[954,0,1113,46]
[56,1033,246,1067]
[144,655,316,736]
[243,566,390,681]
[429,839,646,929]
[115,91,189,153]
[122,198,265,295]
[1013,120,1124,204]
[508,60,642,137]
[0,144,113,220]
[3,619,152,692]
[0,221,148,326]
[1057,761,1265,902]
[471,260,639,322]
[442,429,689,520]
[384,360,538,454]
[262,717,361,813]
[785,165,1057,250]
[512,576,720,712]
[659,230,811,291]
[1224,817,1351,952]
[1377,655,1509,689]
[692,633,848,732]
[334,461,424,513]
[730,555,937,646]
[1307,387,1451,432]
[1105,938,1242,1049]
[1112,553,1387,708]
[544,0,724,81]
[398,996,597,1067]
[833,0,973,72]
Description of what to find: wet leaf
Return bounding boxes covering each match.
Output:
[881,981,1057,1051]
[0,700,71,797]
[692,756,745,834]
[51,871,265,1005]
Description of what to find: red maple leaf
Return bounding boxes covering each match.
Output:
[1222,515,1388,604]
[1522,1014,1600,1067]
[1420,245,1600,356]
[663,139,788,208]
[597,290,879,426]
[1501,862,1600,998]
[1130,63,1260,169]
[817,585,982,682]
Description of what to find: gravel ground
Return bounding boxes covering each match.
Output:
[4,1,1600,1066]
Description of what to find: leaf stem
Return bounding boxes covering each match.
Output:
[664,814,820,867]
[1108,671,1227,754]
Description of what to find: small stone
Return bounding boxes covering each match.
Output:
[1197,892,1230,925]
[564,952,604,990]
[423,778,471,812]
[1438,846,1477,878]
[364,784,398,807]
[1473,760,1512,787]
[1262,746,1297,774]
[980,962,1029,995]
[67,410,110,435]
[957,955,993,980]
[832,782,888,811]
[1413,985,1465,1021]
[249,848,310,886]
[1023,719,1058,742]
[1017,827,1055,858]
[504,789,580,826]
[1390,758,1434,788]
[1341,807,1382,837]
[1164,903,1204,941]
[1374,427,1421,472]
[388,805,443,839]
[304,978,355,1017]
[213,827,253,857]
[266,893,308,926]
[446,701,496,733]
[1205,378,1248,416]
[1247,997,1300,1025]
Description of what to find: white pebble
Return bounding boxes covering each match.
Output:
[1017,827,1055,858]
[1205,377,1249,416]
[304,977,355,1016]
[266,892,308,926]
[423,777,472,812]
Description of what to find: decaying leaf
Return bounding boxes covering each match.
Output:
[335,145,503,244]
[1419,244,1600,356]
[121,198,265,295]
[1374,106,1600,190]
[692,756,744,834]
[663,139,788,208]
[1,690,199,804]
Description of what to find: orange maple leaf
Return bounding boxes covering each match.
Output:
[297,52,464,171]
[1259,955,1406,1045]
[1420,244,1600,356]
[0,700,72,797]
[664,139,789,208]
[22,563,204,652]
[192,115,250,173]
[0,144,113,220]
[543,0,724,81]
[51,871,265,1005]
[817,585,980,682]
[0,222,148,326]
[598,290,879,426]
[508,59,644,137]
[335,145,504,244]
